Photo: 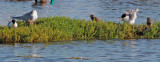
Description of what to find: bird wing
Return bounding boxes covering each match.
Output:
[129,9,138,20]
[21,11,33,21]
[133,9,139,13]
[95,17,102,21]
[11,16,23,20]
[124,10,133,14]
[11,11,33,21]
[129,13,134,20]
[123,10,132,20]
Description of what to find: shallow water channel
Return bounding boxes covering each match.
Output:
[0,39,160,62]
[0,0,160,25]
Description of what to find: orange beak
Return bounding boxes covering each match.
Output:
[120,18,123,20]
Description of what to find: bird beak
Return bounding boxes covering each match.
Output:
[120,18,123,20]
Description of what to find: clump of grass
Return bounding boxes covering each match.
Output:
[0,16,159,43]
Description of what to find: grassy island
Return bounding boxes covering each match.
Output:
[0,16,160,43]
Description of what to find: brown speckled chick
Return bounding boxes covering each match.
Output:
[90,14,102,22]
[147,17,152,27]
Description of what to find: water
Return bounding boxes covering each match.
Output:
[0,39,159,62]
[0,0,160,25]
[1,0,160,61]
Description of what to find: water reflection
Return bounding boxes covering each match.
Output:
[0,39,160,61]
[128,40,139,57]
[128,40,138,48]
[12,43,44,58]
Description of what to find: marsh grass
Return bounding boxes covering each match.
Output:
[0,16,159,43]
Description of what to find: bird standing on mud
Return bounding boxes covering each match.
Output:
[121,9,139,25]
[8,19,18,28]
[11,10,38,22]
[90,14,102,22]
[35,0,47,3]
[147,17,152,27]
[33,0,47,6]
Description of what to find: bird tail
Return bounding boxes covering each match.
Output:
[11,16,21,20]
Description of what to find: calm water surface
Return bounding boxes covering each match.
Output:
[0,0,160,25]
[0,39,160,62]
[1,0,160,62]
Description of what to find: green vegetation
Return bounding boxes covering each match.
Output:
[0,16,159,43]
